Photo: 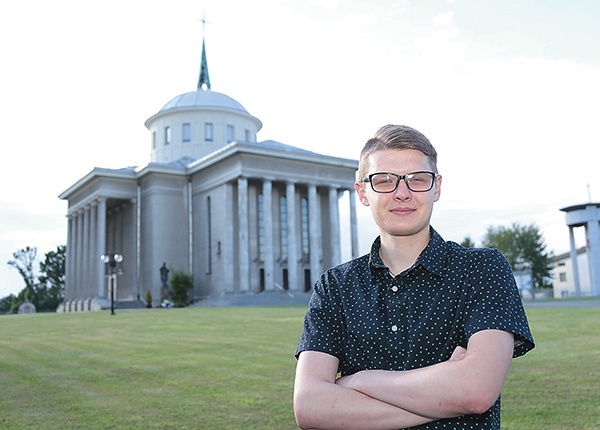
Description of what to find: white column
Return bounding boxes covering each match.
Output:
[83,206,91,298]
[89,202,98,299]
[97,198,107,297]
[224,183,235,293]
[586,217,600,296]
[349,189,359,259]
[329,187,341,266]
[568,227,581,297]
[263,179,274,291]
[133,193,141,301]
[308,184,320,284]
[75,210,84,299]
[238,177,250,292]
[286,182,298,291]
[65,215,75,300]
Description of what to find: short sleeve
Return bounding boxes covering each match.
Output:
[295,272,345,361]
[463,249,535,358]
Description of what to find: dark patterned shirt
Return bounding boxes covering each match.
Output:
[296,228,535,429]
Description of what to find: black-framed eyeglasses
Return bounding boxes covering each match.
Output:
[362,171,437,193]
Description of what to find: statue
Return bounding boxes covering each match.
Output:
[160,262,170,301]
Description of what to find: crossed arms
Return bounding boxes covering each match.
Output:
[293,329,514,430]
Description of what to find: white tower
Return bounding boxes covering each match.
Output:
[560,202,600,297]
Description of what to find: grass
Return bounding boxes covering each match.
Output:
[502,307,600,429]
[0,306,598,429]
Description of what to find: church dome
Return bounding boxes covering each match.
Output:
[159,89,250,115]
[144,34,262,164]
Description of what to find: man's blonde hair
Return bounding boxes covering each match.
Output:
[357,124,438,180]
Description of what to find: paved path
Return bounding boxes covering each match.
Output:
[192,291,312,308]
[523,299,600,308]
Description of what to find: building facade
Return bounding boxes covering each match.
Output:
[550,247,591,298]
[58,38,359,311]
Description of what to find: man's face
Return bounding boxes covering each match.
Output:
[355,149,442,240]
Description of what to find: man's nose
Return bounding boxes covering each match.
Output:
[393,178,411,199]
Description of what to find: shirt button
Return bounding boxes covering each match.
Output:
[391,286,398,292]
[391,325,398,332]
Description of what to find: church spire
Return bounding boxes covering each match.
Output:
[197,16,211,91]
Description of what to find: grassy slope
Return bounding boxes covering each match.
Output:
[0,306,598,429]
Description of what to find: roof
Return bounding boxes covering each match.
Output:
[560,202,600,212]
[159,89,249,114]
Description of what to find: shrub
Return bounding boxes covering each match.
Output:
[169,270,194,307]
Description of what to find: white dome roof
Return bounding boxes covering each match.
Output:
[159,89,249,114]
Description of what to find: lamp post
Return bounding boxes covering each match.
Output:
[101,253,123,315]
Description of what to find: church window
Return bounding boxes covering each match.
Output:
[227,125,234,143]
[301,197,309,257]
[182,123,191,142]
[164,126,171,145]
[280,196,288,258]
[152,131,156,149]
[258,193,265,262]
[245,129,250,141]
[205,123,213,141]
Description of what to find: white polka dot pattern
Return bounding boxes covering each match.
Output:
[296,228,535,429]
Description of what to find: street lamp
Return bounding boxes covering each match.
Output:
[101,253,123,315]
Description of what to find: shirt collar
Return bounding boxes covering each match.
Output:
[369,227,448,277]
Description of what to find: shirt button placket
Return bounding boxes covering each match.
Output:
[390,279,402,333]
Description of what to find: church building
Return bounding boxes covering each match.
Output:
[57,36,359,311]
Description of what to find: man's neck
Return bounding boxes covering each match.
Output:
[379,229,431,276]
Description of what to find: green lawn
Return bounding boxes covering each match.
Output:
[0,306,598,429]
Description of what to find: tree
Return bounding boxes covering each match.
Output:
[0,294,17,314]
[482,223,552,290]
[7,246,37,302]
[460,236,476,248]
[5,245,66,313]
[37,245,66,311]
[169,270,194,307]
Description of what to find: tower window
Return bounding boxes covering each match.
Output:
[205,123,213,141]
[245,129,250,141]
[182,123,191,142]
[164,126,171,145]
[227,125,234,143]
[152,131,156,149]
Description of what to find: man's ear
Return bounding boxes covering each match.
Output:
[433,175,442,202]
[355,182,369,206]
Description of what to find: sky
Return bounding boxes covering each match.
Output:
[1,0,599,297]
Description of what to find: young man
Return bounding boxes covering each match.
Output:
[294,125,534,429]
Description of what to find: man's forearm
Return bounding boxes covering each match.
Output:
[336,331,514,419]
[294,378,434,430]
